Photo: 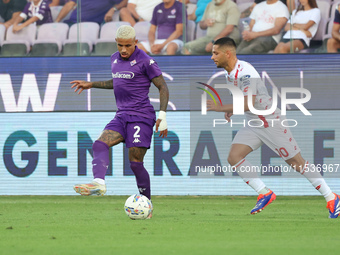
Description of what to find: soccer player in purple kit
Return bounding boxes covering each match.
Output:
[70,25,169,218]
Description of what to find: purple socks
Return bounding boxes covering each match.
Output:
[92,140,109,180]
[130,161,151,200]
[92,140,151,199]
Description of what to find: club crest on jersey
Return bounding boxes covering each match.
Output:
[130,59,136,66]
[171,9,176,15]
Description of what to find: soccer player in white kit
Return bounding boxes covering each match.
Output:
[207,37,340,218]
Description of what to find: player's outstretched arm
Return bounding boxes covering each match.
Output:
[152,75,169,138]
[70,79,113,94]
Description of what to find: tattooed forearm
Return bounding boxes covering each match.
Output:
[152,75,169,111]
[92,79,113,89]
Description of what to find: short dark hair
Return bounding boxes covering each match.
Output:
[213,37,237,50]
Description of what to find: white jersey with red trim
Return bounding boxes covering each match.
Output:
[224,60,281,125]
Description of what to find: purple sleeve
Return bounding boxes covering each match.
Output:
[175,2,184,25]
[150,5,158,26]
[145,59,162,80]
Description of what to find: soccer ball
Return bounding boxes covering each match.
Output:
[124,194,152,220]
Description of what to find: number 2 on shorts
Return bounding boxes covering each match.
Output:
[134,126,141,138]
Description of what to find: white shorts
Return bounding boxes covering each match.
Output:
[140,39,183,54]
[232,123,301,160]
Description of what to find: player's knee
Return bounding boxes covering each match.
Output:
[130,161,138,171]
[227,153,242,166]
[285,153,305,171]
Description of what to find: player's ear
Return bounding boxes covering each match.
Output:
[225,50,230,58]
[135,39,138,44]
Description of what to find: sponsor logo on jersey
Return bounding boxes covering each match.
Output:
[157,9,162,13]
[113,59,117,64]
[112,71,135,79]
[240,75,250,81]
[150,59,155,65]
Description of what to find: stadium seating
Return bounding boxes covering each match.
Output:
[134,21,151,41]
[187,20,196,42]
[112,10,120,22]
[236,0,254,4]
[237,1,252,13]
[186,3,197,15]
[31,23,69,56]
[323,1,340,41]
[92,21,130,56]
[1,24,37,56]
[50,5,72,22]
[0,24,5,54]
[0,24,5,45]
[195,23,207,39]
[313,1,331,41]
[62,22,100,56]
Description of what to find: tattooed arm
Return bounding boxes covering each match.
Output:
[152,74,169,137]
[70,79,113,94]
[151,75,169,112]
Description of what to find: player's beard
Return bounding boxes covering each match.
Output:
[215,61,225,68]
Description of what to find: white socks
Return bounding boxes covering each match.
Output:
[93,178,105,185]
[233,159,335,201]
[234,159,268,194]
[301,161,334,202]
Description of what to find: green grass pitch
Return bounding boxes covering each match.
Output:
[0,196,339,255]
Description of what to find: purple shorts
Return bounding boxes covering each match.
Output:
[104,114,155,148]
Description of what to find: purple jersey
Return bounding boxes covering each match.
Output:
[67,0,121,24]
[20,0,53,25]
[150,1,186,39]
[110,46,162,120]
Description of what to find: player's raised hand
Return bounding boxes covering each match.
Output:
[156,111,168,138]
[70,80,92,94]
